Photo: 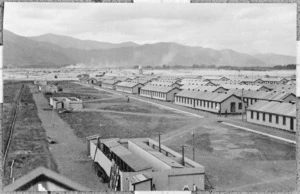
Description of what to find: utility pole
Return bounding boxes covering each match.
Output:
[191,132,195,161]
[241,89,244,122]
[157,133,162,152]
[181,145,186,166]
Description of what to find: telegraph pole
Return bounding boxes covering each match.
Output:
[191,132,195,161]
[157,133,162,152]
[181,145,186,166]
[241,89,244,122]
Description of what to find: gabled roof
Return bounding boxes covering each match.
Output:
[221,84,269,91]
[4,167,91,191]
[261,77,288,82]
[102,79,121,85]
[247,101,296,117]
[141,85,181,93]
[176,90,239,103]
[239,78,261,83]
[149,81,182,87]
[229,89,295,101]
[130,140,184,168]
[116,82,142,88]
[192,86,228,92]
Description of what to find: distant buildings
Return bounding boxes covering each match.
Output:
[50,97,83,109]
[102,80,122,90]
[87,137,205,191]
[140,85,181,102]
[116,82,144,94]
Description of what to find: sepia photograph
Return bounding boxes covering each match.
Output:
[2,2,297,192]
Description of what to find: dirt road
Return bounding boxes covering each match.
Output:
[29,85,109,191]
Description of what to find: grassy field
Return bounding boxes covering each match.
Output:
[165,122,296,191]
[60,110,190,140]
[3,83,57,186]
[3,81,24,164]
[84,98,183,115]
[57,81,110,94]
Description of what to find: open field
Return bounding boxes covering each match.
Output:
[66,81,296,191]
[165,121,295,190]
[3,82,57,186]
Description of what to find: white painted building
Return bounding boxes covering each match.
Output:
[116,82,144,94]
[246,101,296,132]
[50,97,83,109]
[87,138,205,192]
[102,80,122,90]
[140,85,181,102]
[175,90,245,114]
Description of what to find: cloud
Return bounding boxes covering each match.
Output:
[3,2,296,56]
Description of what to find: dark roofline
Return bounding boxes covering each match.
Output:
[4,167,91,191]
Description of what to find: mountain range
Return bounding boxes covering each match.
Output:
[3,30,296,68]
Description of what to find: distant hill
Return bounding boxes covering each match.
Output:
[29,33,140,50]
[3,30,296,68]
[253,53,296,66]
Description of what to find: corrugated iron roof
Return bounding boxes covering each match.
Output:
[176,90,237,102]
[128,173,152,185]
[102,79,121,85]
[221,84,268,91]
[116,82,140,88]
[247,101,296,117]
[102,140,121,148]
[192,86,227,92]
[130,140,184,168]
[141,85,180,93]
[110,145,132,156]
[120,155,152,172]
[229,90,295,101]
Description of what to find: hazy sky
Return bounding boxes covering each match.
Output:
[4,2,296,56]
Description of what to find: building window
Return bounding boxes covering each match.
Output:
[257,112,259,120]
[238,103,242,110]
[263,113,265,121]
[283,116,286,125]
[276,115,279,124]
[269,114,272,123]
[251,111,253,119]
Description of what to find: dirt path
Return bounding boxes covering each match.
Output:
[75,108,186,119]
[29,85,109,191]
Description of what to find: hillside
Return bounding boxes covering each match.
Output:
[3,30,296,68]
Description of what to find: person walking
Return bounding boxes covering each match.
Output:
[152,184,156,191]
[193,184,197,192]
[127,96,130,103]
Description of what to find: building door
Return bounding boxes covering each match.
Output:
[290,117,294,131]
[230,102,235,113]
[173,93,177,101]
[138,87,141,94]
